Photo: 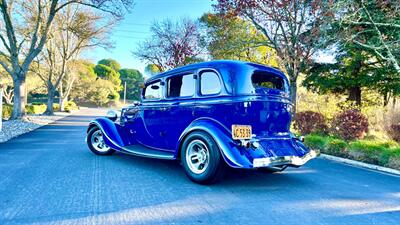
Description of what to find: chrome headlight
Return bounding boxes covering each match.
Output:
[106,110,118,121]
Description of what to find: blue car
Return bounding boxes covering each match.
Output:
[86,60,318,184]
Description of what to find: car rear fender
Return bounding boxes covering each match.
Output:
[88,118,125,151]
[177,117,252,168]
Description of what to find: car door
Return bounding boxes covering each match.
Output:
[194,70,225,120]
[134,79,170,150]
[162,73,196,150]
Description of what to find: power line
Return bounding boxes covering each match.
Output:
[112,35,149,39]
[112,29,150,34]
[120,22,151,26]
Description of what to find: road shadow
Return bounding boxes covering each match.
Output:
[109,151,310,188]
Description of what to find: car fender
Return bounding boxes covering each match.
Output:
[177,117,253,168]
[88,118,126,151]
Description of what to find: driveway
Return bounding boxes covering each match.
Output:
[0,108,399,225]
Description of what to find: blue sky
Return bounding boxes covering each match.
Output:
[84,0,213,74]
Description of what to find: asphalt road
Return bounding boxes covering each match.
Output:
[0,108,399,225]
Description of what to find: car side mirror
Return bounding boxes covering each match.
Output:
[106,110,118,121]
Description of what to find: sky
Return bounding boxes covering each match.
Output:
[83,0,213,74]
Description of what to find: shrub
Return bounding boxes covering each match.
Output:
[331,110,368,140]
[325,139,348,157]
[388,123,400,142]
[304,134,328,150]
[53,103,60,112]
[348,140,390,165]
[64,101,78,112]
[293,111,328,135]
[2,104,13,119]
[387,149,400,170]
[31,102,45,105]
[25,104,46,114]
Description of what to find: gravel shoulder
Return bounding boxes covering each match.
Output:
[0,111,73,143]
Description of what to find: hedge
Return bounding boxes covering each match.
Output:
[304,134,400,170]
[1,101,77,119]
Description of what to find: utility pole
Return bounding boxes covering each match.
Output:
[123,81,127,105]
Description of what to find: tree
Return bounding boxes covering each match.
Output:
[303,46,386,107]
[98,58,121,72]
[119,68,144,100]
[0,60,12,104]
[94,64,121,89]
[70,61,119,105]
[0,0,132,119]
[337,0,400,73]
[215,0,331,112]
[200,13,279,67]
[33,5,112,115]
[144,64,161,77]
[133,18,204,72]
[304,0,400,107]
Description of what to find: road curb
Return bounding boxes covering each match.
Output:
[320,154,400,176]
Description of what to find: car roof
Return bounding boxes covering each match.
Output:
[144,60,286,84]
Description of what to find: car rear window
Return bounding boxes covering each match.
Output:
[251,71,286,91]
[167,74,195,98]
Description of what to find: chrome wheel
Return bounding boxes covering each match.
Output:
[185,139,210,174]
[90,130,110,152]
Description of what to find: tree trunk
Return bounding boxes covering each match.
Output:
[3,86,13,105]
[348,86,362,107]
[289,79,297,114]
[44,85,55,115]
[59,76,76,112]
[11,77,26,120]
[59,82,65,112]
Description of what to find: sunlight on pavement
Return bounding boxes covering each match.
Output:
[390,192,400,199]
[283,169,317,174]
[292,199,400,216]
[31,195,235,225]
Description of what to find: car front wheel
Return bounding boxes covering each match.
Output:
[181,131,225,184]
[87,126,115,155]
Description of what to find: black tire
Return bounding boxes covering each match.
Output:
[87,126,115,156]
[181,131,225,184]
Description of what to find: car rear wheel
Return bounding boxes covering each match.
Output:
[181,131,225,184]
[87,126,115,155]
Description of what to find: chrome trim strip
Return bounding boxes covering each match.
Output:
[120,146,175,160]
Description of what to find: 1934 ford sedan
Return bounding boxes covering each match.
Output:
[86,60,318,184]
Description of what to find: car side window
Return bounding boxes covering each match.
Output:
[144,81,162,100]
[167,74,195,98]
[200,71,221,95]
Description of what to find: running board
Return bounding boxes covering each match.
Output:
[120,144,175,160]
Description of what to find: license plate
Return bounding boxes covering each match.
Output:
[232,125,252,140]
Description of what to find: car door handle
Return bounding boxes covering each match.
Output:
[160,107,168,111]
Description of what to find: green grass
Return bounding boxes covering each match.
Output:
[304,133,400,170]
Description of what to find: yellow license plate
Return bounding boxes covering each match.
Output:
[232,125,252,140]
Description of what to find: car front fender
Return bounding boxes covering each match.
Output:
[177,118,253,168]
[88,118,126,151]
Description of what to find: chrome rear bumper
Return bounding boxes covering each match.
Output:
[253,150,319,168]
